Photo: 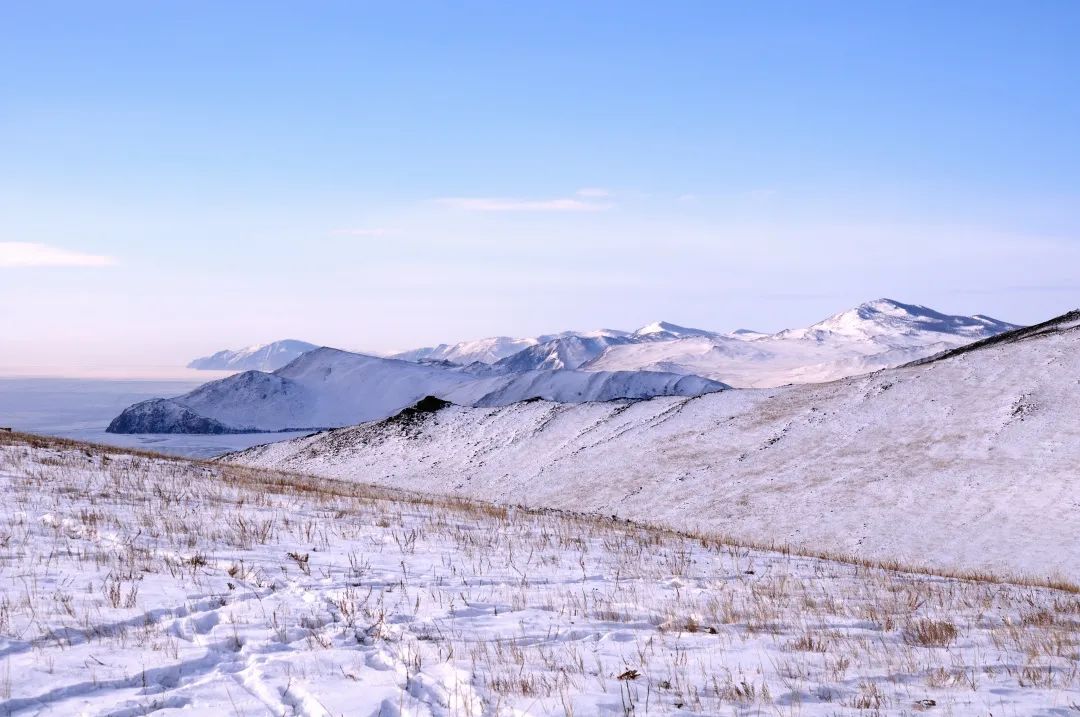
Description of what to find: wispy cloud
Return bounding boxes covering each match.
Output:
[435,192,615,213]
[575,187,613,198]
[0,242,115,268]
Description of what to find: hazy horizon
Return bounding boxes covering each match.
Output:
[0,294,1060,379]
[3,2,1078,377]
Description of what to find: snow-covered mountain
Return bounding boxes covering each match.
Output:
[230,310,1080,578]
[110,347,727,433]
[583,299,1021,387]
[389,299,1019,387]
[486,322,721,372]
[724,328,770,340]
[491,334,637,371]
[158,299,1015,434]
[187,339,319,371]
[776,298,1017,343]
[632,320,719,340]
[391,328,631,364]
[390,336,539,364]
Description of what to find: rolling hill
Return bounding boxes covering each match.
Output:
[230,310,1080,579]
[110,348,727,433]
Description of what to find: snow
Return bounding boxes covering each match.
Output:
[390,299,1020,388]
[109,349,728,434]
[188,340,320,372]
[105,298,1020,439]
[231,314,1080,582]
[491,334,638,372]
[584,299,1019,387]
[632,321,718,339]
[151,300,1020,438]
[392,329,633,365]
[391,336,540,364]
[723,328,770,340]
[1,433,1077,715]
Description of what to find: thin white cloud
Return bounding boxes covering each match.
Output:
[435,196,614,212]
[331,228,391,237]
[0,242,115,268]
[576,187,613,198]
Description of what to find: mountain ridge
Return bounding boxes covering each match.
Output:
[228,311,1080,579]
[110,346,729,434]
[188,339,319,371]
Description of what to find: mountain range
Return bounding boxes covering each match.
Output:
[119,299,1018,435]
[187,299,1019,386]
[187,339,319,371]
[229,310,1080,579]
[109,349,725,433]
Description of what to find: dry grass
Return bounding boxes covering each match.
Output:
[0,431,1077,715]
[903,618,959,648]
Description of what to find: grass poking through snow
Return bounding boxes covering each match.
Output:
[0,432,1076,715]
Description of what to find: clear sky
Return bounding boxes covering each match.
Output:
[2,1,1078,376]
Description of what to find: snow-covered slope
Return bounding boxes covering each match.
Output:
[6,432,1075,715]
[777,298,1017,343]
[391,336,539,364]
[390,299,1018,387]
[585,299,1021,387]
[724,328,770,340]
[188,339,319,371]
[231,311,1080,579]
[633,320,718,340]
[159,300,1016,434]
[491,334,637,371]
[392,328,631,365]
[110,348,728,433]
[452,369,721,407]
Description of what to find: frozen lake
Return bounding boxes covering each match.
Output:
[0,378,311,458]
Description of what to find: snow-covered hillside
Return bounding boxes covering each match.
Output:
[110,348,728,433]
[188,340,319,371]
[192,300,1015,389]
[147,300,1015,436]
[633,320,719,340]
[232,311,1080,581]
[491,333,637,371]
[2,432,1076,715]
[584,299,1021,387]
[391,335,540,364]
[390,299,1019,388]
[391,328,632,365]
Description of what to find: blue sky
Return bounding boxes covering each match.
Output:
[2,1,1079,375]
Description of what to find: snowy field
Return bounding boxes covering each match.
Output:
[0,432,1077,715]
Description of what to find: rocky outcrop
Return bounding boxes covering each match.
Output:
[106,399,247,434]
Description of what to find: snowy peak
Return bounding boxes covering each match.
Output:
[583,299,1023,387]
[182,299,1023,408]
[391,336,539,365]
[393,329,633,366]
[724,329,769,340]
[274,345,385,375]
[492,334,635,372]
[633,321,717,340]
[785,299,1020,343]
[112,345,727,434]
[188,340,320,371]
